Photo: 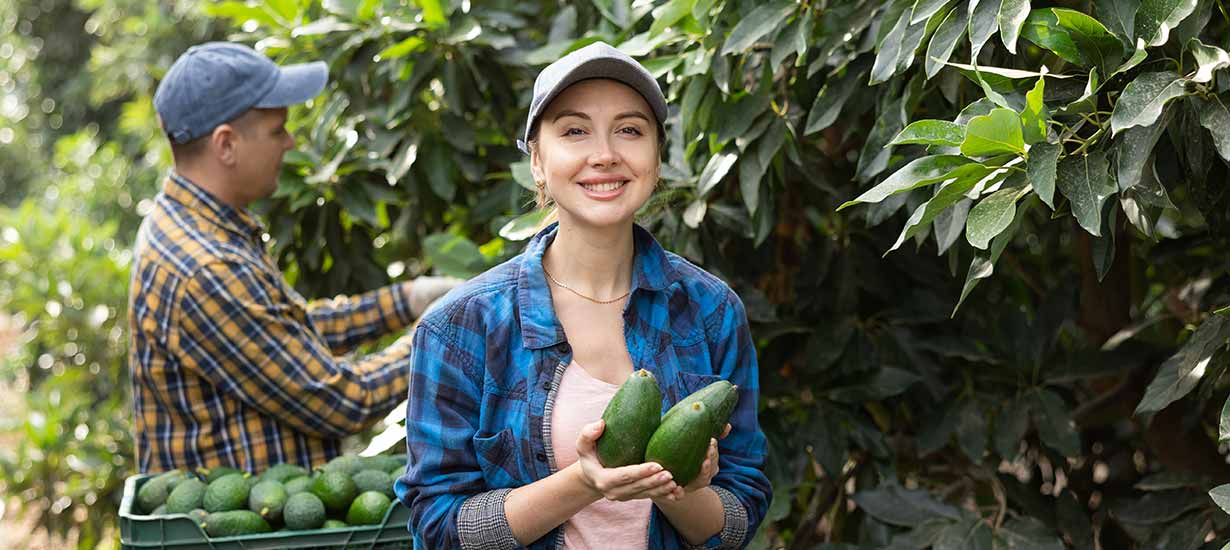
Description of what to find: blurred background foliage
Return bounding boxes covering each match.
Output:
[3,0,1230,548]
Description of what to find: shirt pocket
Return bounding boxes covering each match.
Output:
[472,428,523,488]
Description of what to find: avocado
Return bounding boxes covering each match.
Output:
[321,455,363,476]
[596,369,662,467]
[310,470,358,515]
[644,401,714,486]
[360,455,403,473]
[666,380,739,438]
[323,519,348,529]
[187,508,208,528]
[165,478,207,514]
[283,492,327,530]
[151,504,167,515]
[248,480,289,524]
[203,473,250,513]
[136,471,187,514]
[201,510,271,537]
[196,466,243,484]
[352,469,395,498]
[345,491,392,526]
[260,463,308,484]
[284,475,312,496]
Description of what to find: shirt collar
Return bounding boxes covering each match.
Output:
[517,221,678,350]
[163,171,266,242]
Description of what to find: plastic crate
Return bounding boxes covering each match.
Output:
[119,474,413,550]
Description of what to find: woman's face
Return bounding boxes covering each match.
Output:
[530,78,660,230]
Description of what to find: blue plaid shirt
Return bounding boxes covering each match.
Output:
[395,222,770,550]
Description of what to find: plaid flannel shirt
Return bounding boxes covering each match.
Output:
[395,222,771,550]
[128,173,413,473]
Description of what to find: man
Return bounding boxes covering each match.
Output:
[129,42,457,473]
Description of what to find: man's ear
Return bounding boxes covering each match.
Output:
[211,124,239,167]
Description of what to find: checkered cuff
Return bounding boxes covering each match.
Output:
[457,488,518,550]
[685,485,749,550]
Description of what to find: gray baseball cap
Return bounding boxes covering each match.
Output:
[154,42,328,144]
[518,41,668,154]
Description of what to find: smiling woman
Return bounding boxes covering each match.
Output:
[394,41,771,550]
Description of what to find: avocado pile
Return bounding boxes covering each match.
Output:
[595,370,738,486]
[134,454,405,537]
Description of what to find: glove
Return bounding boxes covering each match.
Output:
[407,275,465,319]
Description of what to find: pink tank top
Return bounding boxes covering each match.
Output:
[550,361,651,550]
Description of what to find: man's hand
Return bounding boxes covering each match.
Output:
[408,276,465,318]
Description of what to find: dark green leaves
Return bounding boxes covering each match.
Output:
[721,2,795,55]
[966,182,1029,249]
[1188,38,1230,84]
[423,233,487,278]
[1020,8,1121,70]
[1210,484,1230,515]
[805,59,871,135]
[1027,142,1060,209]
[838,155,972,210]
[926,7,968,79]
[997,0,1030,53]
[1055,151,1115,236]
[697,150,739,196]
[1109,72,1188,136]
[960,108,1025,156]
[1136,315,1230,414]
[851,485,963,527]
[1134,0,1197,47]
[967,0,1001,60]
[891,120,966,147]
[1198,95,1230,161]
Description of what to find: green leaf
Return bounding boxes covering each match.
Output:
[998,0,1030,53]
[1109,72,1188,136]
[1021,11,1082,65]
[1117,109,1172,191]
[423,233,486,278]
[1189,38,1230,84]
[498,209,550,242]
[935,517,993,550]
[851,485,963,527]
[1095,0,1138,44]
[683,199,707,228]
[967,0,1001,60]
[994,398,1031,458]
[1136,315,1230,414]
[1027,142,1060,209]
[1032,389,1080,456]
[890,120,966,146]
[334,184,380,227]
[1220,395,1230,443]
[1109,39,1149,78]
[1134,0,1198,47]
[938,60,1073,80]
[386,137,420,186]
[889,163,1001,252]
[721,2,796,55]
[375,36,426,61]
[838,155,972,210]
[998,518,1065,550]
[649,0,694,36]
[1093,204,1117,281]
[415,0,448,29]
[1210,484,1230,515]
[1056,151,1115,236]
[204,1,281,27]
[697,151,738,196]
[961,108,1025,156]
[265,0,299,22]
[872,10,914,85]
[1199,95,1230,162]
[912,0,953,24]
[770,12,811,69]
[510,160,536,192]
[957,399,989,460]
[292,17,357,36]
[805,59,870,135]
[966,182,1030,249]
[1019,8,1121,72]
[1021,76,1047,144]
[926,7,968,78]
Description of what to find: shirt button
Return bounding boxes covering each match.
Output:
[542,380,552,390]
[559,343,571,353]
[536,452,547,462]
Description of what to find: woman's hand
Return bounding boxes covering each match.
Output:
[575,420,680,501]
[658,423,731,501]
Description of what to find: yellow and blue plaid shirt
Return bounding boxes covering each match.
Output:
[128,173,413,473]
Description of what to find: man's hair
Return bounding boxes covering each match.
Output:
[168,110,260,164]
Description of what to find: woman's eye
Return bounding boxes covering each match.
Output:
[619,127,643,136]
[563,128,586,136]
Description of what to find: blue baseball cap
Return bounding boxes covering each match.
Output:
[154,42,328,144]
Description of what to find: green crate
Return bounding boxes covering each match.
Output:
[119,474,413,550]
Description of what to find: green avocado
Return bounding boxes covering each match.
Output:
[283,492,327,530]
[595,369,662,467]
[644,401,713,486]
[345,491,392,526]
[248,480,288,524]
[310,470,358,514]
[165,478,207,514]
[203,473,250,513]
[201,510,271,537]
[665,380,738,438]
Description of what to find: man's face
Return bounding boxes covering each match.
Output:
[232,107,294,202]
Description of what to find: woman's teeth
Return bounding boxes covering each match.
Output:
[582,181,626,192]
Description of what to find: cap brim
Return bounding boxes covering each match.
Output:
[254,61,328,108]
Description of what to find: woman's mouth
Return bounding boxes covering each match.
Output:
[578,179,628,200]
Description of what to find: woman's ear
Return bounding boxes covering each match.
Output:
[529,144,544,184]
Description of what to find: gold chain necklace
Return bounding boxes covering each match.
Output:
[542,266,631,305]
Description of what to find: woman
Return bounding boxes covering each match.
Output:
[395,42,770,550]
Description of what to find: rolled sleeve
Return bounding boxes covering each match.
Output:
[682,486,749,550]
[457,488,518,550]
